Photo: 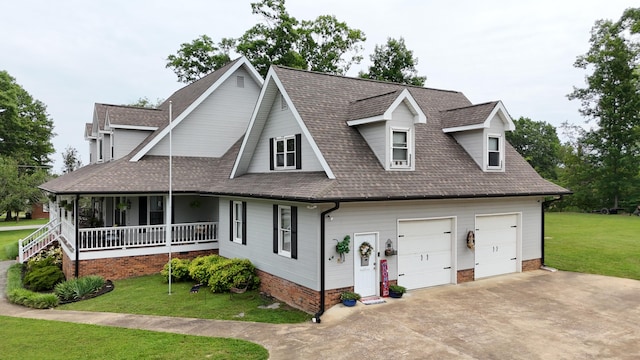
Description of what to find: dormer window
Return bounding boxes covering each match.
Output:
[487,134,503,170]
[269,134,302,170]
[391,128,411,169]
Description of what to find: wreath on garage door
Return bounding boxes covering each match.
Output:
[466,230,475,250]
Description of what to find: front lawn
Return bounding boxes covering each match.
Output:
[0,316,268,360]
[545,212,640,280]
[58,273,311,324]
[0,229,34,260]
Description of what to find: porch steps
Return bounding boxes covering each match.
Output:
[18,219,61,263]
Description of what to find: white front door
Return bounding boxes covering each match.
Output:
[398,218,454,289]
[353,233,378,297]
[475,214,519,279]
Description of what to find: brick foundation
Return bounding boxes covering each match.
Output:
[256,269,324,314]
[522,258,542,271]
[457,268,475,283]
[62,250,217,280]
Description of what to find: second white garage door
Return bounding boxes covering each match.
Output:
[397,218,454,290]
[474,213,519,279]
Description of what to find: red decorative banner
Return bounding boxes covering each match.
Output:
[380,259,389,297]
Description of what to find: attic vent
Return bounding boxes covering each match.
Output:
[281,94,288,110]
[236,76,245,88]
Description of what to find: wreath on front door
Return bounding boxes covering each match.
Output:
[359,241,373,258]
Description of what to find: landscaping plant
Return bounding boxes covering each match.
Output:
[161,258,191,282]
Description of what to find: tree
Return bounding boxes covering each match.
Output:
[0,156,48,222]
[126,97,164,108]
[0,71,55,168]
[359,37,426,86]
[567,8,640,209]
[167,0,366,80]
[166,35,233,83]
[506,117,561,180]
[61,146,82,174]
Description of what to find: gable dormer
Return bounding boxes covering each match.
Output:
[441,101,514,172]
[347,89,426,171]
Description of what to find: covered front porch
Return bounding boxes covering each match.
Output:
[20,193,220,278]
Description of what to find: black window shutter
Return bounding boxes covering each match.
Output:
[229,200,234,242]
[138,197,147,225]
[273,204,278,253]
[295,133,302,169]
[269,138,274,170]
[241,201,247,245]
[291,206,298,259]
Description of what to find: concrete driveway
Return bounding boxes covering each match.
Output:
[2,261,640,359]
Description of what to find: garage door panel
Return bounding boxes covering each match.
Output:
[475,214,519,279]
[398,218,454,290]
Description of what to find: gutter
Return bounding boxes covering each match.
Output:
[312,201,340,324]
[541,196,563,267]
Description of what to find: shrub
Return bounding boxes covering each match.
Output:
[207,258,260,293]
[28,245,62,268]
[8,288,59,309]
[23,265,65,292]
[6,263,23,292]
[188,255,224,283]
[55,275,105,302]
[161,258,192,282]
[4,242,18,260]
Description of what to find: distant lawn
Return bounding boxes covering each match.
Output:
[545,212,640,280]
[0,218,48,227]
[0,229,34,260]
[59,273,312,324]
[0,316,267,360]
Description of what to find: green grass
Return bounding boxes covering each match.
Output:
[0,217,48,227]
[59,274,312,323]
[545,212,640,280]
[0,316,268,360]
[0,229,34,260]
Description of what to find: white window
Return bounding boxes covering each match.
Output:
[487,135,503,170]
[391,129,411,168]
[278,205,292,257]
[275,136,296,169]
[232,201,243,243]
[97,138,103,162]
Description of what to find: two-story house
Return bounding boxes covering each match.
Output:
[30,57,569,316]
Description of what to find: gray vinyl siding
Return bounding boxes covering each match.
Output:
[452,129,483,169]
[356,122,385,165]
[88,140,96,164]
[113,129,152,160]
[322,197,542,290]
[389,102,415,127]
[101,134,111,162]
[149,68,260,157]
[219,197,321,290]
[246,91,324,173]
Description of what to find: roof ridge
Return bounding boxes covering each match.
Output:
[351,89,402,103]
[441,100,499,113]
[272,65,462,94]
[95,103,165,111]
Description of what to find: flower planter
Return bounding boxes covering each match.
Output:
[342,299,357,307]
[389,291,403,298]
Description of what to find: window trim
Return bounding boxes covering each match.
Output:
[230,201,247,244]
[273,204,297,259]
[270,134,302,171]
[390,127,412,169]
[486,134,504,171]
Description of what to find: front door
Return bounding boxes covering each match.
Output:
[353,233,378,297]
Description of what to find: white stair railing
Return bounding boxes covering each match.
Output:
[18,218,61,263]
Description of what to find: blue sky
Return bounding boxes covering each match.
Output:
[1,0,637,172]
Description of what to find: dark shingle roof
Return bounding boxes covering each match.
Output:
[348,90,403,121]
[440,101,499,129]
[94,103,167,129]
[42,65,569,200]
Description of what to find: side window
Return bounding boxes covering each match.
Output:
[229,201,247,244]
[269,134,302,170]
[273,205,297,258]
[391,128,411,168]
[487,135,502,169]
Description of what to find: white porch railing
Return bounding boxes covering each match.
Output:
[77,222,218,251]
[18,218,61,263]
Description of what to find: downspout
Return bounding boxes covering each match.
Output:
[541,196,563,268]
[74,194,80,278]
[313,201,340,324]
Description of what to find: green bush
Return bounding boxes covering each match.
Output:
[27,245,62,268]
[188,255,224,283]
[54,276,105,302]
[23,265,65,292]
[161,258,192,283]
[8,288,59,309]
[4,242,18,260]
[6,264,58,309]
[207,258,260,293]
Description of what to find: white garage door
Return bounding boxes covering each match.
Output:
[397,218,454,290]
[475,214,519,279]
